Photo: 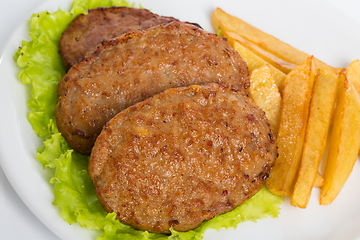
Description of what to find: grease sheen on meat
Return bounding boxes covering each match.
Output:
[59,7,178,69]
[55,21,250,155]
[88,84,277,234]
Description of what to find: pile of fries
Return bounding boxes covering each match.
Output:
[211,8,360,208]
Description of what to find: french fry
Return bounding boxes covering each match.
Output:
[291,69,339,208]
[211,8,344,75]
[266,56,316,197]
[346,59,360,95]
[249,64,281,136]
[214,7,360,207]
[223,32,286,92]
[225,31,297,74]
[211,8,306,64]
[320,76,360,205]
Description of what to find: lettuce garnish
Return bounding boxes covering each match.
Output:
[13,0,284,239]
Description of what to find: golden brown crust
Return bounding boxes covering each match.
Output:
[88,83,276,234]
[55,21,249,155]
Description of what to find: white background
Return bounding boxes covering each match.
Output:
[1,0,360,239]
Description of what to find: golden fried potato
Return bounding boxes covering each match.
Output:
[211,8,305,64]
[266,56,316,197]
[320,75,360,205]
[346,59,360,95]
[211,8,344,75]
[214,7,360,207]
[249,64,282,136]
[224,31,296,74]
[291,69,339,208]
[223,32,286,92]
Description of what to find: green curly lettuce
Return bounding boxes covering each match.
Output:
[13,0,284,239]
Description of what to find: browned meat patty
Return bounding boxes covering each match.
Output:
[88,83,277,234]
[59,7,178,69]
[55,21,250,155]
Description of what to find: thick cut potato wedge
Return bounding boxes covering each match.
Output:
[211,8,344,75]
[211,8,307,64]
[291,70,339,208]
[320,76,360,205]
[223,32,286,92]
[346,59,360,95]
[249,64,282,136]
[266,56,316,197]
[225,31,297,74]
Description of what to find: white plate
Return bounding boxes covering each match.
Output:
[1,0,360,239]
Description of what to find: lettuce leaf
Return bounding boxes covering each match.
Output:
[14,0,284,239]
